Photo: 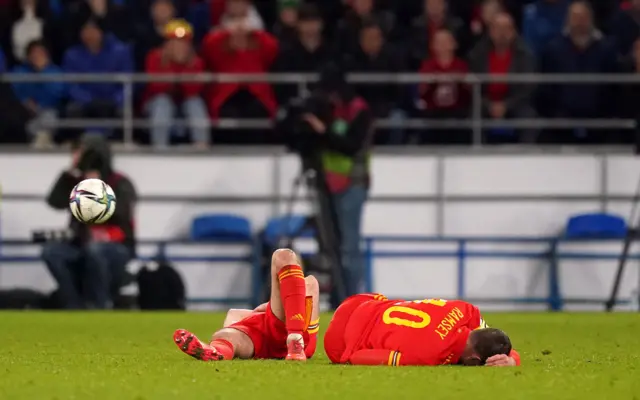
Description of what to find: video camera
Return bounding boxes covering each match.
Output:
[31,229,77,244]
[276,93,333,160]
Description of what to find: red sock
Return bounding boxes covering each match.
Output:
[210,339,234,360]
[277,265,307,334]
[305,319,320,358]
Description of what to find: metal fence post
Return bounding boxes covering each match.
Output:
[471,78,482,147]
[365,237,374,292]
[297,80,308,98]
[457,239,466,299]
[123,77,134,148]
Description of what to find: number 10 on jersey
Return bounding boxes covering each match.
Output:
[382,299,447,329]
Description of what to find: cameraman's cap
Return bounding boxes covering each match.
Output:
[164,19,194,40]
[318,62,346,92]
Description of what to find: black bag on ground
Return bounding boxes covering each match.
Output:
[136,260,186,310]
[0,289,48,309]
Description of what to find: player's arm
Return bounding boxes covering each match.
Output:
[348,349,427,366]
[509,349,521,366]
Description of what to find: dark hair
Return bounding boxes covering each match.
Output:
[468,328,512,365]
[297,4,321,22]
[26,39,47,57]
[81,17,105,32]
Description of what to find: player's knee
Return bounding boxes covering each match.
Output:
[271,248,300,273]
[211,328,237,343]
[305,275,319,296]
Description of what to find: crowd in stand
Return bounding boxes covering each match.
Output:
[0,0,638,146]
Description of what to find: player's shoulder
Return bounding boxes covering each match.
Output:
[446,299,478,309]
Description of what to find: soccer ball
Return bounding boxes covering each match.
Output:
[69,178,117,224]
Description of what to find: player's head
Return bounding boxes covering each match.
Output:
[461,328,512,366]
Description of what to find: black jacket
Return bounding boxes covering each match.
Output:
[344,45,406,117]
[468,37,536,114]
[46,135,137,255]
[273,39,336,104]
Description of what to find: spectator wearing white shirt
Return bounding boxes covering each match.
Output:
[219,0,264,31]
[11,0,46,62]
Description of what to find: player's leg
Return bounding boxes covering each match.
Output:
[174,326,256,361]
[303,275,320,358]
[324,293,387,363]
[268,248,309,360]
[223,309,254,327]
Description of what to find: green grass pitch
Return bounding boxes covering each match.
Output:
[1,312,639,400]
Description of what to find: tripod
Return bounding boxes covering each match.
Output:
[277,158,347,309]
[605,176,640,312]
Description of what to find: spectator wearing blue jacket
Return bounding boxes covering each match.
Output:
[62,18,133,136]
[522,0,570,57]
[540,1,618,143]
[11,40,65,148]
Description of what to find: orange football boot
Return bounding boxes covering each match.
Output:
[285,333,307,361]
[173,329,223,361]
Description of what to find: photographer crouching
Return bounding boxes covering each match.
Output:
[281,63,374,298]
[40,134,137,309]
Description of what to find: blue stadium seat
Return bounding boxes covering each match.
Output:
[191,214,252,241]
[564,213,627,239]
[262,215,315,247]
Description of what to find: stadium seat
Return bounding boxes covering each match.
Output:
[262,215,315,247]
[564,213,627,239]
[190,214,252,241]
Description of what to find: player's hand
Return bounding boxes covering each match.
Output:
[253,302,268,312]
[485,354,516,367]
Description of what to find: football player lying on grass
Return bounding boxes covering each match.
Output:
[174,249,320,361]
[324,293,520,367]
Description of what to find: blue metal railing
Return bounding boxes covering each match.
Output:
[0,238,263,307]
[362,235,638,311]
[0,236,637,310]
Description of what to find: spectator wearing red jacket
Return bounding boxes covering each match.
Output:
[200,17,279,119]
[144,19,209,148]
[419,30,469,116]
[418,29,470,144]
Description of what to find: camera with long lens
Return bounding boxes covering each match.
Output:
[277,93,333,160]
[32,229,76,244]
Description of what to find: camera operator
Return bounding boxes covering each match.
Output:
[282,62,374,298]
[41,134,137,309]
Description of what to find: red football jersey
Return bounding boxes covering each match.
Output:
[342,298,487,366]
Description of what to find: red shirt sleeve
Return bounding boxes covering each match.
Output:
[348,349,425,366]
[509,349,521,366]
[350,348,521,366]
[253,30,279,68]
[201,30,230,70]
[145,48,174,98]
[180,56,206,98]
